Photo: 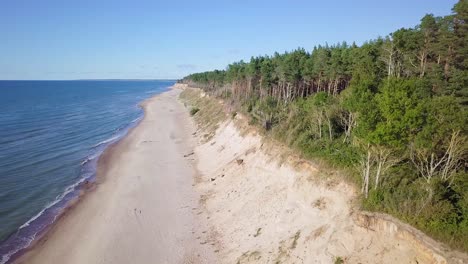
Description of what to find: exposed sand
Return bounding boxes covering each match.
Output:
[182,86,464,264]
[16,84,464,264]
[192,120,435,263]
[18,87,216,264]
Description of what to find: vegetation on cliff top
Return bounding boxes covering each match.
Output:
[181,1,468,251]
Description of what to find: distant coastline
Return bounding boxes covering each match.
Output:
[0,80,172,264]
[0,79,177,82]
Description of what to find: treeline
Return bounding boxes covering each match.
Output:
[181,1,468,250]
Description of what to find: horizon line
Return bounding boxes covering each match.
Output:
[0,78,180,81]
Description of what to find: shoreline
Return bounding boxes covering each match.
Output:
[14,84,216,264]
[9,83,464,263]
[8,114,142,263]
[1,93,151,264]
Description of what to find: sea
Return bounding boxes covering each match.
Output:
[0,80,174,263]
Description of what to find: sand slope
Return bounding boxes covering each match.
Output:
[17,85,465,264]
[19,88,216,264]
[191,115,444,263]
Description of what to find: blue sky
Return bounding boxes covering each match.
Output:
[0,0,458,80]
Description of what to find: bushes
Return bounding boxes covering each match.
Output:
[189,107,200,116]
[184,81,467,251]
[362,173,468,250]
[181,1,468,251]
[334,256,344,264]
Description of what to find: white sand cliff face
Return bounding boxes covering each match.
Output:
[189,100,450,263]
[17,85,465,264]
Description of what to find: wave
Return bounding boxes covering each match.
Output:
[80,153,99,167]
[0,81,169,264]
[0,236,34,264]
[0,175,89,264]
[91,136,120,148]
[0,110,147,264]
[89,116,142,150]
[131,116,143,124]
[144,90,158,94]
[19,177,87,230]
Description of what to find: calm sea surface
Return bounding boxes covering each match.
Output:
[0,80,173,263]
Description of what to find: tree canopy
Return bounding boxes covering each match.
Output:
[181,0,468,251]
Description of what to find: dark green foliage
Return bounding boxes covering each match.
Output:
[334,256,344,264]
[189,107,200,116]
[182,1,468,251]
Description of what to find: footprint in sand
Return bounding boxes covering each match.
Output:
[169,132,176,139]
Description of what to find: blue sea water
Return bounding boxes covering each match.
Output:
[0,80,173,263]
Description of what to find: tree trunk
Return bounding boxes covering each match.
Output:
[341,112,355,144]
[365,149,371,198]
[375,160,382,190]
[318,116,322,139]
[419,50,427,78]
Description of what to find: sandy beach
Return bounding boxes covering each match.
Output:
[15,85,466,264]
[17,87,216,264]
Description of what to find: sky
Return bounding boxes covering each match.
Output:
[0,0,458,80]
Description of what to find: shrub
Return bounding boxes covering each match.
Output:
[334,256,344,264]
[190,107,200,116]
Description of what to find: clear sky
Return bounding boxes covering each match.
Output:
[0,0,458,80]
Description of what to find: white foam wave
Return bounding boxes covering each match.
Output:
[0,235,35,264]
[131,116,142,123]
[80,153,99,166]
[92,136,119,148]
[2,177,88,264]
[19,177,85,230]
[1,254,9,264]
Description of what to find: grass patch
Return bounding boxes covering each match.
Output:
[236,251,261,264]
[180,88,226,141]
[334,256,344,264]
[190,107,200,116]
[290,230,301,249]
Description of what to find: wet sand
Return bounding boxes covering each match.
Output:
[17,84,465,264]
[17,87,216,264]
